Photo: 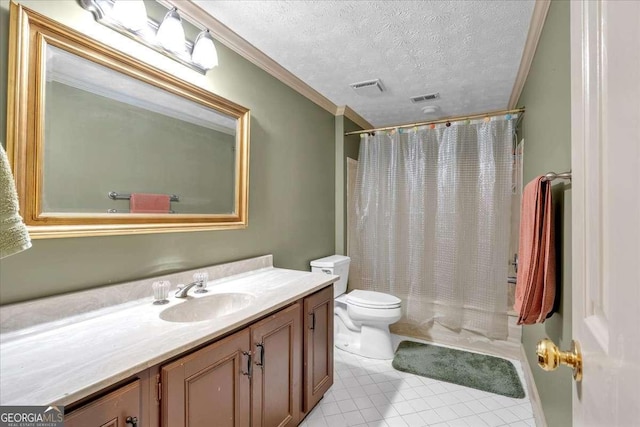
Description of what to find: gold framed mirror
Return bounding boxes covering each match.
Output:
[6,2,250,238]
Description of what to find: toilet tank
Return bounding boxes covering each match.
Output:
[310,255,351,298]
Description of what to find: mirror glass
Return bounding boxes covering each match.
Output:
[44,45,237,215]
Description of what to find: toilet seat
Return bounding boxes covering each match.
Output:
[346,290,401,309]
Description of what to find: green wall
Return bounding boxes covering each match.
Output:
[517,1,572,426]
[0,0,336,304]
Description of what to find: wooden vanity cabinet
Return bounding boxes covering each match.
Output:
[160,329,251,427]
[64,380,141,427]
[302,285,334,413]
[66,285,333,427]
[251,303,302,427]
[160,303,302,427]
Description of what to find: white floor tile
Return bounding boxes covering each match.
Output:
[434,406,459,422]
[349,386,370,398]
[324,413,348,427]
[438,392,461,406]
[391,401,415,415]
[360,407,384,422]
[400,413,425,427]
[303,336,537,427]
[423,395,447,409]
[333,389,353,401]
[417,409,443,424]
[363,384,383,395]
[370,393,390,406]
[407,398,430,412]
[447,418,469,427]
[494,407,521,424]
[343,411,367,426]
[338,399,359,413]
[354,396,375,410]
[478,411,506,427]
[449,402,474,418]
[384,416,409,427]
[510,404,534,420]
[378,405,400,418]
[321,402,342,417]
[386,391,406,404]
[399,388,420,400]
[378,382,400,392]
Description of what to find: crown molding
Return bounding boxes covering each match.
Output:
[509,0,551,108]
[171,1,339,114]
[336,106,373,131]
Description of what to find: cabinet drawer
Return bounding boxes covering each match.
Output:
[64,380,141,427]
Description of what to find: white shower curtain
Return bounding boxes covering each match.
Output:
[349,118,514,339]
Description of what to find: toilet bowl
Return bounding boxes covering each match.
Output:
[310,255,402,360]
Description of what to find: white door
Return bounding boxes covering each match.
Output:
[571,1,640,425]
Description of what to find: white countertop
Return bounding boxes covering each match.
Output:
[0,266,336,406]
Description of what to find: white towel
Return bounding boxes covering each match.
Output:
[0,144,31,259]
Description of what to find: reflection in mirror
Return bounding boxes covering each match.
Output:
[7,2,250,238]
[43,45,236,215]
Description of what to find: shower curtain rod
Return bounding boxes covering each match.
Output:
[344,107,525,136]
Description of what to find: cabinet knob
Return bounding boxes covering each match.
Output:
[125,416,138,427]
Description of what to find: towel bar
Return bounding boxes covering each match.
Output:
[542,171,571,182]
[108,191,179,202]
[107,209,176,214]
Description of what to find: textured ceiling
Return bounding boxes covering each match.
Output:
[194,0,535,127]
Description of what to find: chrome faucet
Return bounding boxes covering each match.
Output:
[174,279,208,298]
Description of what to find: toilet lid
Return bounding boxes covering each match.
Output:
[346,290,401,309]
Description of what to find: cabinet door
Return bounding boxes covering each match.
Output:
[303,286,334,412]
[65,380,141,427]
[251,303,302,427]
[161,329,251,427]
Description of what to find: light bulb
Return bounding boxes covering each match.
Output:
[191,30,218,70]
[110,0,148,32]
[156,8,186,54]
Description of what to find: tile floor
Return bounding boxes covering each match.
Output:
[300,336,536,427]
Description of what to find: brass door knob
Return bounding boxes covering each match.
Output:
[536,338,582,381]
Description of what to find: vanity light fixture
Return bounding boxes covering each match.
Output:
[192,30,218,70]
[109,0,148,32]
[79,0,219,74]
[156,7,186,54]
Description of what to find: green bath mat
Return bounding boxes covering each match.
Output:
[392,341,525,399]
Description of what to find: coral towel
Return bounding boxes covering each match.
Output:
[129,193,171,213]
[514,176,556,324]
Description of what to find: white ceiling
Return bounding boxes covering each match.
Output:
[194,0,535,127]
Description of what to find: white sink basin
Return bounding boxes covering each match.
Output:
[160,293,256,323]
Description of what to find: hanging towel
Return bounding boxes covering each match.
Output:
[129,193,171,213]
[0,144,32,259]
[514,176,556,325]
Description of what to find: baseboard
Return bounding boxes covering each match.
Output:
[519,344,548,427]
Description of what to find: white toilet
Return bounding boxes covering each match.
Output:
[310,255,402,360]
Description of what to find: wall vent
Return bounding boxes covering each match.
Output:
[350,79,384,96]
[410,93,439,103]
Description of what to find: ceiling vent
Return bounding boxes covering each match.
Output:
[410,92,439,103]
[350,79,384,96]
